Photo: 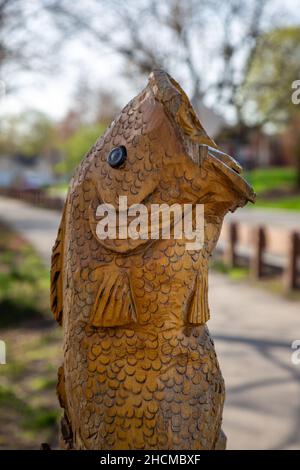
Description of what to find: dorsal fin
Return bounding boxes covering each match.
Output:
[50,202,67,325]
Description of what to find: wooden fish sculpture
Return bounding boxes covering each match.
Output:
[51,69,255,450]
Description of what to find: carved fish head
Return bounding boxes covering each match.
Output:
[88,69,254,204]
[83,69,255,253]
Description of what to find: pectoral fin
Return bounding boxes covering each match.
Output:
[90,270,137,327]
[187,272,210,324]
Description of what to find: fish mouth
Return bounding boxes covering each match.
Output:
[148,69,256,205]
[201,146,242,175]
[198,144,256,204]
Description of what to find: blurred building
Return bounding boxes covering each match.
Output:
[217,126,289,169]
[0,153,59,189]
[194,103,282,169]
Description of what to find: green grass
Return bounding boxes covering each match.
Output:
[255,195,300,210]
[46,182,68,198]
[0,223,50,327]
[245,167,297,194]
[0,386,59,431]
[211,259,249,281]
[0,223,61,449]
[244,167,300,211]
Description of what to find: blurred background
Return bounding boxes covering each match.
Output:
[0,0,300,450]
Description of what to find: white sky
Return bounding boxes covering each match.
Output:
[0,38,133,120]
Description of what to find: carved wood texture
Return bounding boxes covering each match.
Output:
[51,69,255,450]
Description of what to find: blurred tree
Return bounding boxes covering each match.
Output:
[0,0,62,93]
[2,0,299,179]
[239,27,300,128]
[55,78,118,175]
[19,110,57,157]
[58,110,82,141]
[0,107,108,178]
[56,123,105,176]
[63,76,120,128]
[239,26,300,187]
[0,110,57,157]
[46,0,288,120]
[0,114,17,155]
[95,90,120,125]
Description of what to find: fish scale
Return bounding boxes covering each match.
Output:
[51,69,255,450]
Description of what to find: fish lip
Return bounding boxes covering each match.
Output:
[204,146,242,174]
[200,145,256,204]
[148,69,255,206]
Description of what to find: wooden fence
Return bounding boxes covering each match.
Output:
[0,188,64,211]
[218,222,300,291]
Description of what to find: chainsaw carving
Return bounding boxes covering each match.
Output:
[51,70,255,450]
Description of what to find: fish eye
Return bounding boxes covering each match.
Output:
[107,146,127,168]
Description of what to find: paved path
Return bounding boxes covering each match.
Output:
[209,275,300,450]
[0,197,61,264]
[0,196,300,449]
[227,206,300,230]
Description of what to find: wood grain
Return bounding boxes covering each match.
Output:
[51,69,255,450]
